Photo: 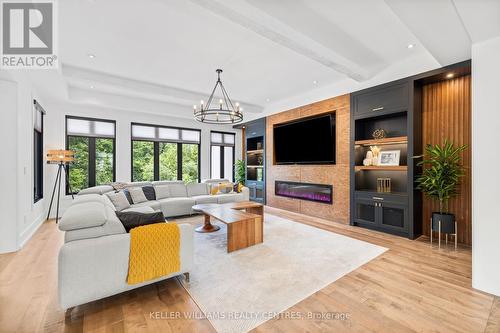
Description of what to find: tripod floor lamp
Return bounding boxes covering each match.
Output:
[46,150,75,222]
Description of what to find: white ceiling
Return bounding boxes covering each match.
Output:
[34,0,500,121]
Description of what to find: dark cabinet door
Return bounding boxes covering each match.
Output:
[380,201,408,232]
[353,82,409,116]
[354,198,378,225]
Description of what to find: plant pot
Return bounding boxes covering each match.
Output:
[431,212,455,234]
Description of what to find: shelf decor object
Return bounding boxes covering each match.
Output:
[46,150,75,222]
[377,178,392,193]
[378,150,401,166]
[415,141,467,249]
[372,128,387,139]
[193,69,243,124]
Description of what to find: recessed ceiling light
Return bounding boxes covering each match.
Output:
[266,98,270,102]
[446,73,454,78]
[407,44,414,49]
[90,85,94,89]
[313,80,318,84]
[88,54,96,59]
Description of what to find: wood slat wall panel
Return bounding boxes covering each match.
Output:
[421,75,471,245]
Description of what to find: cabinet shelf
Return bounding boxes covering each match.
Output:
[247,149,263,154]
[355,165,407,171]
[247,165,264,168]
[354,136,408,146]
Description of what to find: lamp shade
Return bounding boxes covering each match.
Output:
[47,150,75,164]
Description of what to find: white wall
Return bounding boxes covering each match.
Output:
[472,36,500,296]
[43,102,242,217]
[0,72,47,253]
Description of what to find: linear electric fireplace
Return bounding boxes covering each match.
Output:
[275,181,333,204]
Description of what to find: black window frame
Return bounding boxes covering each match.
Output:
[130,122,201,183]
[65,116,117,194]
[33,100,45,203]
[210,130,236,182]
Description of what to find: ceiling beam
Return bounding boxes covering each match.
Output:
[188,0,371,81]
[62,64,263,114]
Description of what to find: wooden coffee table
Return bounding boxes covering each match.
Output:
[192,201,264,253]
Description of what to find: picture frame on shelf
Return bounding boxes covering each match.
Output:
[378,150,401,166]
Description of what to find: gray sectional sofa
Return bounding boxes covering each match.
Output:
[58,179,248,309]
[77,179,249,217]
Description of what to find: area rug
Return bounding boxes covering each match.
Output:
[176,213,387,333]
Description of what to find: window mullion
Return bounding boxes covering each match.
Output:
[154,141,159,181]
[219,145,224,179]
[89,138,96,187]
[177,143,183,181]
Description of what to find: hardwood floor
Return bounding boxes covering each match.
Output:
[0,207,498,333]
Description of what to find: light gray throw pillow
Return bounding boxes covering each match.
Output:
[106,191,131,211]
[59,201,107,231]
[128,187,148,204]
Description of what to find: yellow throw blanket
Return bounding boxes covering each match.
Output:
[127,223,180,285]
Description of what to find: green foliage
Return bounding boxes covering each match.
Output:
[68,136,89,193]
[95,138,114,185]
[68,137,114,193]
[415,140,467,214]
[159,142,177,181]
[132,141,154,182]
[181,144,199,183]
[235,159,246,185]
[132,141,199,183]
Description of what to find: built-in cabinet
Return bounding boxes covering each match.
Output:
[244,118,266,204]
[350,79,421,239]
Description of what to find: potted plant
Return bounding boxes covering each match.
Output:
[415,140,467,235]
[235,159,246,186]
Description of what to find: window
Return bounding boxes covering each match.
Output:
[210,131,235,181]
[33,101,45,203]
[131,123,200,183]
[66,116,116,194]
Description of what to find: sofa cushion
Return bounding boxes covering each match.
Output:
[187,183,209,197]
[191,194,218,205]
[77,185,114,196]
[215,193,244,204]
[72,193,104,204]
[115,211,166,232]
[152,180,184,186]
[125,182,152,188]
[106,191,131,211]
[168,184,188,198]
[158,197,195,217]
[202,179,229,184]
[121,206,155,214]
[59,201,107,231]
[142,185,156,200]
[128,187,148,204]
[130,200,161,211]
[154,185,170,200]
[64,206,126,242]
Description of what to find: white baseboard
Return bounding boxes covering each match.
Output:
[18,212,45,250]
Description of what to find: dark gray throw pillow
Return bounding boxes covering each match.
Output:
[142,185,156,201]
[115,211,166,232]
[122,189,134,205]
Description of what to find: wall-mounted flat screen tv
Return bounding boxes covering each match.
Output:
[273,113,336,165]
